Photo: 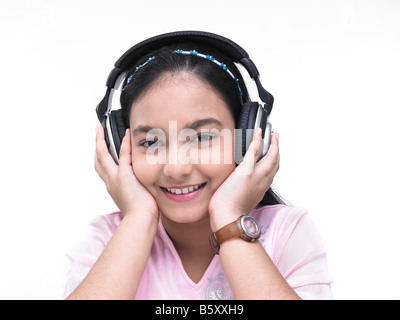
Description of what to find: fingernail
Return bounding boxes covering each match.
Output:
[275,133,279,141]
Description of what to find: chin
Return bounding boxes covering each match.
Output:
[159,205,209,225]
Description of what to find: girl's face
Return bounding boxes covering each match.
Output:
[129,73,236,224]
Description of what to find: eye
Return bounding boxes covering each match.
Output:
[192,133,216,143]
[142,140,157,147]
[197,134,212,142]
[191,132,219,146]
[140,138,163,148]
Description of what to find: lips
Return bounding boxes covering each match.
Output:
[160,183,206,202]
[164,183,204,195]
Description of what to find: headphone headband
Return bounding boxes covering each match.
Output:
[115,31,250,70]
[96,30,273,123]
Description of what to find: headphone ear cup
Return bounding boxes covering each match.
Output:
[236,101,259,157]
[109,109,128,160]
[260,121,272,160]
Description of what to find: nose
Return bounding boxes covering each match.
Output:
[162,160,193,180]
[162,141,194,180]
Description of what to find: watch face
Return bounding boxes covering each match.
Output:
[240,216,261,239]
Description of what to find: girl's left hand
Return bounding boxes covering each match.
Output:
[208,129,280,231]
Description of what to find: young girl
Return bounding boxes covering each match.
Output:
[65,32,333,300]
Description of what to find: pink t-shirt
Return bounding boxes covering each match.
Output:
[64,205,333,299]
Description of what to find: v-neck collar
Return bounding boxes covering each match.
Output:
[157,217,220,289]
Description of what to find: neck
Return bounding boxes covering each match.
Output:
[160,213,216,284]
[160,214,214,256]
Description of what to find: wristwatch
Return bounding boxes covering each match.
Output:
[209,215,261,254]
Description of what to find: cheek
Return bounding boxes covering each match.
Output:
[197,131,235,186]
[131,154,160,190]
[218,133,235,165]
[195,130,235,165]
[203,162,235,188]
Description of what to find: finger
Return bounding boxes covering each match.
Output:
[257,132,280,173]
[95,125,118,175]
[235,128,262,175]
[244,128,263,163]
[94,152,109,183]
[119,129,132,167]
[252,128,263,160]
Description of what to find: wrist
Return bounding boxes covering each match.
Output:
[123,206,159,219]
[209,214,261,254]
[123,209,159,233]
[209,207,242,232]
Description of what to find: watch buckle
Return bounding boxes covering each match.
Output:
[209,233,220,254]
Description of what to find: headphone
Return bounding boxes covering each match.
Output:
[96,31,274,164]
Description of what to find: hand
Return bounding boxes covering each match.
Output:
[208,128,280,230]
[95,126,159,221]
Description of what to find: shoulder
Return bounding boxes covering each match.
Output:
[89,211,123,235]
[69,211,123,254]
[64,212,123,298]
[250,205,310,260]
[250,204,307,230]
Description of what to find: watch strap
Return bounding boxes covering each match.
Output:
[209,215,243,254]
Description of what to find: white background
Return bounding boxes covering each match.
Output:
[0,0,399,299]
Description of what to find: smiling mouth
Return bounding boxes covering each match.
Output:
[161,183,206,195]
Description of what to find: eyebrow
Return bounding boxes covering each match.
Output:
[132,118,223,136]
[132,125,158,136]
[184,118,223,131]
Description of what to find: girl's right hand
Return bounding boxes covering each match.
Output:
[95,126,159,221]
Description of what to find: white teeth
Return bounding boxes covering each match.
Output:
[165,183,203,195]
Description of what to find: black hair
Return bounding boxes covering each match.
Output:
[120,44,286,207]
